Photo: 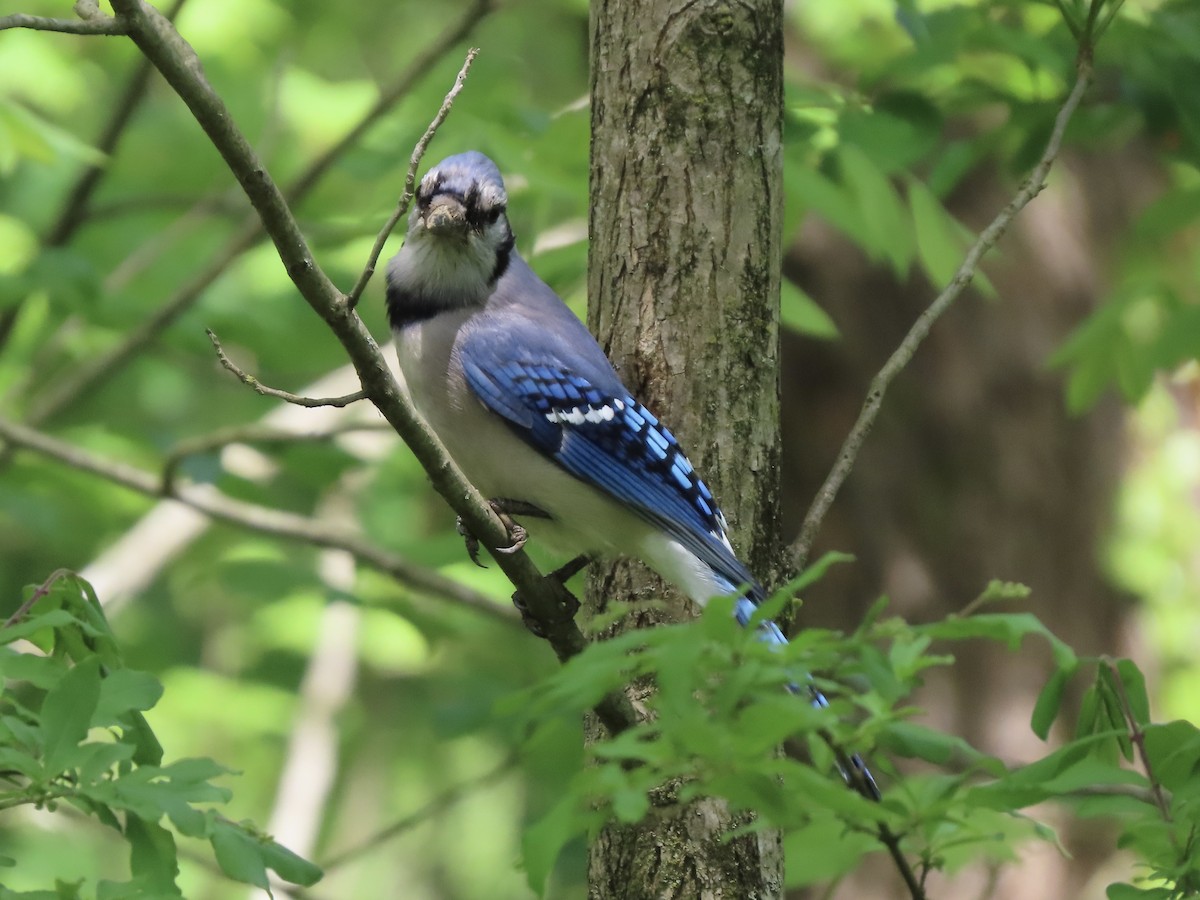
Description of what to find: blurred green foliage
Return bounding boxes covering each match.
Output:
[0,572,322,897]
[0,0,1197,897]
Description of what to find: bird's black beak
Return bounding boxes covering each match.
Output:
[423,194,468,235]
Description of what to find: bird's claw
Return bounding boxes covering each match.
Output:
[494,523,527,554]
[457,498,547,566]
[456,516,487,568]
[511,591,545,637]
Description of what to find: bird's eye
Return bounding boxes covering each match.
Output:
[485,207,503,224]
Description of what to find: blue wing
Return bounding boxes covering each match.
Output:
[459,326,761,600]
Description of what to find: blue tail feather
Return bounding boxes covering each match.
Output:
[726,582,880,801]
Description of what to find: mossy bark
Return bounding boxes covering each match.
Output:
[586,1,786,896]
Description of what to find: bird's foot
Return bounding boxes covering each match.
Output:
[456,497,550,567]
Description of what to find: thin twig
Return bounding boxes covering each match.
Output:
[791,56,1095,570]
[345,48,480,308]
[0,415,515,625]
[319,757,516,872]
[2,568,73,630]
[286,0,492,204]
[877,823,925,900]
[1104,660,1173,825]
[206,329,367,408]
[0,13,127,34]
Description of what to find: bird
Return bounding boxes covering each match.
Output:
[385,150,877,800]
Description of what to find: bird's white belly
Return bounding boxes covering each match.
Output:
[392,322,733,607]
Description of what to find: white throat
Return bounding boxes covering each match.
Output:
[387,220,503,309]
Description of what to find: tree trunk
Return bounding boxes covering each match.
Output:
[587,0,786,896]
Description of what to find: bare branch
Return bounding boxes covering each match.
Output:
[0,415,515,625]
[206,329,367,409]
[319,757,515,872]
[0,13,127,35]
[791,57,1095,571]
[345,48,480,308]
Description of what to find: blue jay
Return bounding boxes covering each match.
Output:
[386,151,877,799]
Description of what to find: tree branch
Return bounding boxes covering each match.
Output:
[0,13,127,35]
[0,415,514,625]
[54,0,639,736]
[206,328,367,409]
[791,54,1095,570]
[318,757,515,872]
[345,49,478,307]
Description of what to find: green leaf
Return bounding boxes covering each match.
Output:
[971,732,1136,809]
[1031,664,1076,740]
[0,745,42,780]
[918,612,1076,668]
[1107,884,1176,899]
[77,741,137,785]
[839,92,942,174]
[41,656,102,774]
[1114,659,1151,727]
[1076,684,1102,739]
[1142,720,1200,793]
[837,144,913,276]
[126,815,182,896]
[0,610,77,649]
[0,648,67,688]
[259,839,322,887]
[784,812,877,886]
[611,785,650,822]
[210,821,269,890]
[877,721,989,767]
[124,711,164,766]
[908,177,967,288]
[522,793,591,896]
[780,280,839,339]
[1096,665,1135,761]
[94,670,164,726]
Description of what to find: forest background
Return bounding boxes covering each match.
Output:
[1,0,1199,898]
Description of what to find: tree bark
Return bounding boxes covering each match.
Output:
[587,0,786,896]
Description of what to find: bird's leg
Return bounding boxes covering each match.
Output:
[511,553,591,638]
[457,497,550,567]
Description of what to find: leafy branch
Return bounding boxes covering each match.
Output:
[1,570,322,895]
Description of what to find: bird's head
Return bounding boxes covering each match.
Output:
[386,152,516,325]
